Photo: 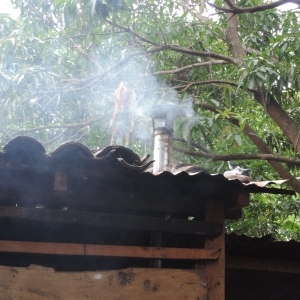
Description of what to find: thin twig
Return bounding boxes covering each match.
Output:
[12,115,105,136]
[208,0,300,15]
[69,38,103,71]
[174,79,240,92]
[174,137,213,154]
[42,129,70,147]
[177,0,210,21]
[150,60,229,76]
[173,145,300,166]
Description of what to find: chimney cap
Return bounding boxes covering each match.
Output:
[143,104,186,121]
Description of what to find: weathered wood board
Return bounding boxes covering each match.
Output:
[0,265,208,300]
[204,201,225,300]
[0,240,219,260]
[0,206,223,237]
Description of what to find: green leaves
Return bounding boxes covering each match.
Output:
[1,0,300,240]
[234,134,242,147]
[282,219,300,233]
[247,74,255,89]
[227,194,300,241]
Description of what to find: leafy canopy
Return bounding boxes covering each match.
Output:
[1,0,300,239]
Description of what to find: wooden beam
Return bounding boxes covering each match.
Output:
[227,255,300,274]
[204,201,225,300]
[0,240,219,260]
[0,265,207,300]
[0,206,222,236]
[228,191,250,211]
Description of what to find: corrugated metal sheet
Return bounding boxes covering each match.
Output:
[0,136,295,217]
[248,179,290,187]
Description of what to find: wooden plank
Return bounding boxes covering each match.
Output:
[0,265,208,300]
[203,201,225,300]
[227,255,300,274]
[0,240,219,260]
[0,206,222,236]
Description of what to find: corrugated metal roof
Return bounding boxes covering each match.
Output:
[0,136,295,218]
[0,136,294,192]
[248,179,290,187]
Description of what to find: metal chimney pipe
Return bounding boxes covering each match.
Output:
[153,127,173,173]
[143,104,186,174]
[143,104,187,268]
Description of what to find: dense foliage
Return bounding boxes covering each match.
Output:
[0,0,300,240]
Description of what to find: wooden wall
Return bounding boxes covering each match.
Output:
[0,265,207,300]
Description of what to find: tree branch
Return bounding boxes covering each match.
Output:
[24,25,238,95]
[175,79,245,92]
[168,44,239,64]
[253,91,300,154]
[198,101,300,193]
[74,45,237,89]
[81,46,166,87]
[224,0,236,9]
[12,115,105,136]
[225,0,247,60]
[42,129,70,147]
[209,0,300,15]
[176,0,210,21]
[151,60,229,76]
[105,20,161,47]
[69,38,103,71]
[173,145,300,166]
[174,137,213,154]
[105,21,239,64]
[243,46,278,62]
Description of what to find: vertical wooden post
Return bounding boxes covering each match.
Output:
[204,201,225,300]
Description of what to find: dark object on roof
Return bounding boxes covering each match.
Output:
[3,136,45,154]
[0,136,153,172]
[95,145,140,164]
[50,142,94,159]
[228,161,236,170]
[172,163,209,174]
[50,142,95,167]
[1,136,46,166]
[224,161,251,183]
[94,145,153,171]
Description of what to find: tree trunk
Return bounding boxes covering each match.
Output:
[254,92,300,153]
[225,2,246,60]
[242,124,300,193]
[199,102,300,193]
[224,0,300,177]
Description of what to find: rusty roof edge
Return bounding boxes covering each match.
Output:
[247,179,290,187]
[153,170,295,195]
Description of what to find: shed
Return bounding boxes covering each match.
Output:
[226,233,300,300]
[0,136,295,299]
